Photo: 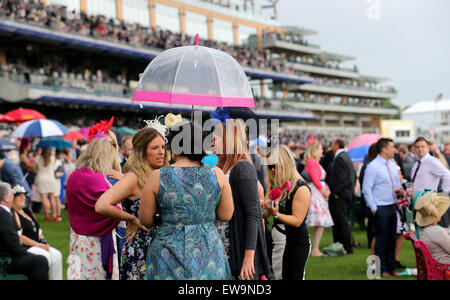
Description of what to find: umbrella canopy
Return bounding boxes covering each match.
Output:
[116,127,137,135]
[79,127,90,138]
[12,119,68,138]
[37,137,72,150]
[5,108,46,122]
[0,114,15,123]
[0,139,17,151]
[132,43,254,108]
[64,131,86,141]
[347,145,371,163]
[348,133,382,150]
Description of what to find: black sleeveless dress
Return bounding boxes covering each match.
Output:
[274,180,311,280]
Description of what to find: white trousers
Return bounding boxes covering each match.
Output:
[27,246,63,280]
[271,224,286,280]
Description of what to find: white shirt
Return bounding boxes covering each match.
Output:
[335,149,345,158]
[411,153,450,193]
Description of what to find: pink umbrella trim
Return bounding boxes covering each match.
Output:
[132,91,255,108]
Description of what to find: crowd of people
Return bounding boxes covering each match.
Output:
[1,109,449,280]
[0,0,396,97]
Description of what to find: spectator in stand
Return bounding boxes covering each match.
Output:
[329,138,356,254]
[0,181,49,280]
[362,138,402,277]
[302,141,333,257]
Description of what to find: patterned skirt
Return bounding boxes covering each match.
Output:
[306,183,334,228]
[68,228,119,280]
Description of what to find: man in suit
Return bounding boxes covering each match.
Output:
[329,138,356,254]
[398,144,416,182]
[0,181,49,280]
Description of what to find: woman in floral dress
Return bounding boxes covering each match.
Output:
[303,141,334,257]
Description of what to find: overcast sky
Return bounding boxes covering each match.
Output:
[255,0,450,108]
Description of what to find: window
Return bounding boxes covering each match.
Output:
[238,24,257,45]
[185,12,208,39]
[123,0,150,26]
[155,3,180,33]
[87,0,117,19]
[212,18,233,44]
[395,130,410,138]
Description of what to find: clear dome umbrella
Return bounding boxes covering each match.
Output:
[132,34,255,110]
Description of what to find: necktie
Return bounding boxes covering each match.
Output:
[412,160,421,183]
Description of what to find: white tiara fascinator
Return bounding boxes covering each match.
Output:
[143,116,169,143]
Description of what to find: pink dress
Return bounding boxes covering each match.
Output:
[305,159,334,228]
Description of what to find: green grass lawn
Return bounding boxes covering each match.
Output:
[36,210,417,280]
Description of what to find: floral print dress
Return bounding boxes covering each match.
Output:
[306,165,334,228]
[120,199,155,280]
[145,166,231,280]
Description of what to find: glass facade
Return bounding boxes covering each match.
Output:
[238,24,257,45]
[155,3,180,33]
[212,18,233,44]
[123,0,150,26]
[86,0,117,20]
[185,11,208,39]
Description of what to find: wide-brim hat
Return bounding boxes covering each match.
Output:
[414,192,450,227]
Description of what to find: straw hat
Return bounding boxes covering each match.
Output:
[414,192,450,227]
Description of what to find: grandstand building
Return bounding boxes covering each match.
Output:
[0,0,398,135]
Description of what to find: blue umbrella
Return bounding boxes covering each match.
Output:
[0,139,17,151]
[348,145,371,163]
[37,137,72,150]
[12,119,68,138]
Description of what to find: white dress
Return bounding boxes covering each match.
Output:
[35,156,61,194]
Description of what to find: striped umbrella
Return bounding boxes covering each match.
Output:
[12,119,68,138]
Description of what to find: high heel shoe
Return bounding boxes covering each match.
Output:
[52,216,58,222]
[45,215,50,222]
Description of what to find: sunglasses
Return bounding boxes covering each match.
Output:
[268,164,276,170]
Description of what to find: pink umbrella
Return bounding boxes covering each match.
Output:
[348,133,382,150]
[79,127,90,138]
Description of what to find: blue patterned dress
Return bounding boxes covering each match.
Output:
[145,166,231,280]
[120,199,155,280]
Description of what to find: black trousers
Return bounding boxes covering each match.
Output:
[9,254,49,280]
[374,205,397,274]
[282,244,311,280]
[329,195,353,253]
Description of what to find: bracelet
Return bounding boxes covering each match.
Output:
[274,212,280,219]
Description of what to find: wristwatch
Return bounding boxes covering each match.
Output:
[274,212,280,219]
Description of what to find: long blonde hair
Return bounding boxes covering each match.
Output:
[106,130,121,172]
[76,138,117,175]
[302,141,321,163]
[266,145,304,198]
[123,128,169,189]
[215,119,252,174]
